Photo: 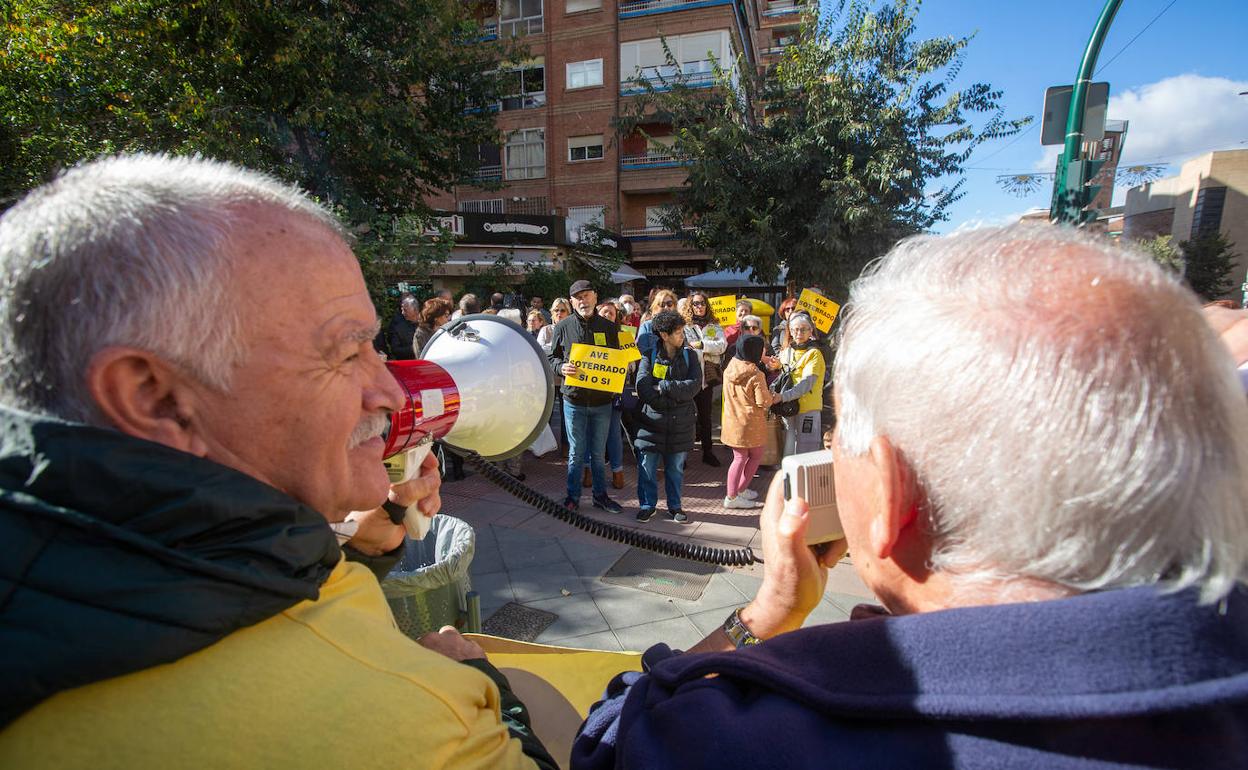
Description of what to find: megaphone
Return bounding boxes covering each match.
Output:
[377,314,554,538]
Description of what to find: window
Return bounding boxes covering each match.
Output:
[566,0,600,12]
[566,59,604,89]
[1191,186,1227,239]
[567,205,606,241]
[645,205,674,230]
[500,0,543,35]
[620,31,729,86]
[501,62,546,110]
[469,144,502,181]
[505,129,546,180]
[568,134,604,162]
[459,199,505,214]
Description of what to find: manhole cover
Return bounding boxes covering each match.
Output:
[600,548,716,600]
[482,602,558,642]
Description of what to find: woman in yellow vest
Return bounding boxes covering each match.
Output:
[775,313,825,455]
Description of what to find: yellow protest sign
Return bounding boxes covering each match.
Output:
[567,344,630,393]
[709,294,738,327]
[795,288,841,333]
[617,327,642,363]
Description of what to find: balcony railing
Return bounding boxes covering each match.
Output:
[469,164,503,183]
[619,151,690,169]
[622,226,677,239]
[620,62,716,95]
[478,21,499,39]
[618,0,731,17]
[499,16,543,36]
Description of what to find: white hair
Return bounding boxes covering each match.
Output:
[743,314,764,328]
[0,153,342,423]
[835,225,1248,604]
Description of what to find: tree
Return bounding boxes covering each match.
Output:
[2,1,516,217]
[618,0,1028,296]
[1137,234,1184,275]
[1179,231,1238,302]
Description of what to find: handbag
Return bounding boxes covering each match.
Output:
[702,357,723,388]
[770,365,800,418]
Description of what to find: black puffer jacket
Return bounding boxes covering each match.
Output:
[635,345,701,454]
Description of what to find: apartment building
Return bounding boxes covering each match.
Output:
[422,0,811,291]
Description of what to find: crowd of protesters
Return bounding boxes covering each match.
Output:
[377,279,840,524]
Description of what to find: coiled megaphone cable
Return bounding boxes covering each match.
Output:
[459,450,761,567]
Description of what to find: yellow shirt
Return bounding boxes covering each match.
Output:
[0,560,535,770]
[781,345,826,415]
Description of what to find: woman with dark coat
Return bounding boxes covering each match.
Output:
[634,310,701,523]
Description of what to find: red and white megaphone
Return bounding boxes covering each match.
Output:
[376,313,554,538]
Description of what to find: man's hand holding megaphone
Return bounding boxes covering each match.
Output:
[342,450,442,556]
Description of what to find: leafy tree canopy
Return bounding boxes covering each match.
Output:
[618,0,1029,297]
[2,0,515,220]
[1180,231,1238,302]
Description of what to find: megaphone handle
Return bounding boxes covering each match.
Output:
[381,443,436,539]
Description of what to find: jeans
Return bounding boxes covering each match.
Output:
[637,450,687,511]
[584,406,624,472]
[565,400,612,501]
[726,446,763,498]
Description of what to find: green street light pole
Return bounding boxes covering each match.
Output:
[1050,0,1123,224]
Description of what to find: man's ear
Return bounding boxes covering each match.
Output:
[86,347,208,455]
[866,436,919,560]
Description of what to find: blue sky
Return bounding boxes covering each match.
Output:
[893,0,1248,232]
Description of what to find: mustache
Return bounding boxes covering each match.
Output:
[348,413,390,449]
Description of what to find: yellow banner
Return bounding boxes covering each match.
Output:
[567,344,630,393]
[709,294,738,327]
[617,328,642,363]
[796,288,841,334]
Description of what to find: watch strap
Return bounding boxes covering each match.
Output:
[721,607,761,648]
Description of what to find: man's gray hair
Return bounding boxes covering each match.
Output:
[835,225,1248,603]
[0,153,341,423]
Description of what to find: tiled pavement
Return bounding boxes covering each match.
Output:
[440,444,874,652]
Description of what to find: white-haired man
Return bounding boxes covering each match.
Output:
[573,226,1248,769]
[0,155,555,768]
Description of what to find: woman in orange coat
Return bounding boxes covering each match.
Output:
[719,335,779,509]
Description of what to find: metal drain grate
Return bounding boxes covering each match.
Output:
[600,548,717,601]
[482,602,558,642]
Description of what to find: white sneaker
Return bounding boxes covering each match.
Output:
[724,495,762,509]
[740,489,759,501]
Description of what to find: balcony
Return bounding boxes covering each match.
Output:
[623,226,679,240]
[762,0,806,17]
[620,151,690,170]
[618,0,731,17]
[468,164,503,184]
[477,21,499,40]
[500,92,546,111]
[499,16,543,36]
[620,62,716,96]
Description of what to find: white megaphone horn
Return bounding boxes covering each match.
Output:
[376,314,554,538]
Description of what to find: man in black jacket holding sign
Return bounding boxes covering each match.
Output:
[547,280,625,513]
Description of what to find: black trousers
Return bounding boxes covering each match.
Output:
[694,385,715,457]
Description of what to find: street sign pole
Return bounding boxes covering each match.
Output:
[1051,0,1123,224]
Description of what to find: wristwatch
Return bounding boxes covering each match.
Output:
[721,607,762,648]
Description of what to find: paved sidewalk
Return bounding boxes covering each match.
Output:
[439,446,874,652]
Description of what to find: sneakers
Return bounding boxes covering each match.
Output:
[740,488,759,501]
[723,495,762,510]
[702,452,721,467]
[562,497,580,512]
[612,469,625,489]
[592,495,623,515]
[668,509,688,523]
[636,507,656,522]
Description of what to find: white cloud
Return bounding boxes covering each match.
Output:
[1034,73,1248,172]
[949,208,1041,233]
